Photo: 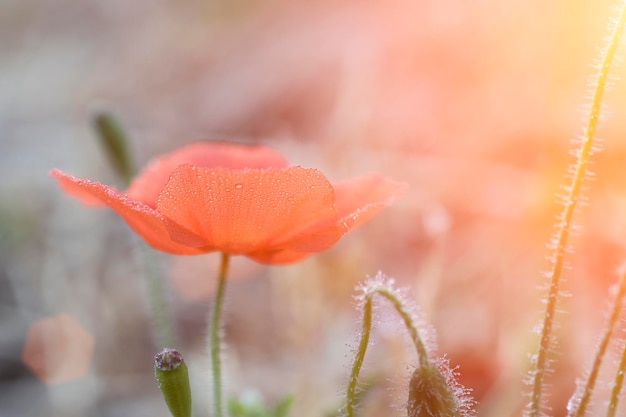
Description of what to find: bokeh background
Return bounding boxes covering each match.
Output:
[4,0,626,416]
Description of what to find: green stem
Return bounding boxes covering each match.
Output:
[210,253,230,417]
[345,296,372,417]
[345,281,428,417]
[607,329,626,417]
[142,244,176,348]
[528,3,626,416]
[570,270,626,417]
[375,287,429,365]
[91,110,177,349]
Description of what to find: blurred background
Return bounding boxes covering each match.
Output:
[3,0,626,416]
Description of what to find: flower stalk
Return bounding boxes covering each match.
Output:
[527,3,626,416]
[142,244,176,348]
[92,110,176,349]
[210,253,231,417]
[607,334,626,417]
[345,290,372,417]
[568,269,626,417]
[345,276,430,417]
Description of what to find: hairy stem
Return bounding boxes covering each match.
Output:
[607,329,626,417]
[570,270,626,417]
[528,4,626,417]
[92,111,176,348]
[142,244,176,348]
[345,296,373,417]
[374,286,429,364]
[345,281,428,417]
[210,253,230,417]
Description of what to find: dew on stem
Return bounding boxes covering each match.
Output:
[567,268,626,417]
[344,272,474,417]
[526,2,626,416]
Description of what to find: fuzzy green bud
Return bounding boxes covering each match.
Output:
[407,363,460,417]
[154,348,192,417]
[92,111,135,185]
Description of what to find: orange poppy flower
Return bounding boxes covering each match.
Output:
[51,142,407,264]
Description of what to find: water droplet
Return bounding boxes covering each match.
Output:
[235,183,243,189]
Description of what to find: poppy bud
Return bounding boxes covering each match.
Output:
[92,111,135,185]
[407,363,461,417]
[154,348,192,417]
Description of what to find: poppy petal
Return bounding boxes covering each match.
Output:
[51,168,109,207]
[50,169,209,254]
[156,165,337,255]
[127,142,289,207]
[264,174,408,253]
[332,173,409,229]
[247,249,311,265]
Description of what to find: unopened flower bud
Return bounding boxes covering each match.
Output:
[407,363,461,417]
[92,111,135,185]
[154,348,192,417]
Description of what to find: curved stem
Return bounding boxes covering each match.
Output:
[345,280,428,417]
[570,270,626,417]
[210,253,230,417]
[528,3,626,416]
[375,287,429,366]
[345,297,373,417]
